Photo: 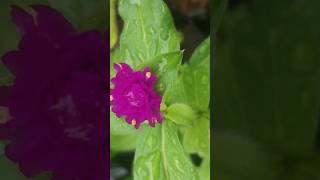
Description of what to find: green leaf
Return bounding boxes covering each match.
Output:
[198,159,210,180]
[165,103,196,126]
[118,0,181,69]
[111,134,139,152]
[173,38,210,111]
[136,51,182,74]
[183,116,210,180]
[110,0,118,49]
[183,117,209,157]
[110,48,122,78]
[152,51,182,104]
[110,110,137,136]
[189,38,210,67]
[133,121,199,180]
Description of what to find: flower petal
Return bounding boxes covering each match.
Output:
[30,5,75,41]
[0,86,11,106]
[11,5,36,36]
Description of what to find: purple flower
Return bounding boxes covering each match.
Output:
[110,63,163,128]
[0,5,108,180]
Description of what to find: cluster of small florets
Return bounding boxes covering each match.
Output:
[110,63,163,128]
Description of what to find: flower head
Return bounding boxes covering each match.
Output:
[110,63,163,128]
[0,5,108,179]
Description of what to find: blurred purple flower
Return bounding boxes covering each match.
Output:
[0,5,108,180]
[110,63,163,128]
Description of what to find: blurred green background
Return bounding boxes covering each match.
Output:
[213,0,320,179]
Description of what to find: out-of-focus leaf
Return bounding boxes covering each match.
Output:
[211,0,228,33]
[133,121,199,180]
[118,0,181,69]
[49,0,107,31]
[213,132,277,180]
[214,0,320,154]
[288,153,320,180]
[166,103,196,126]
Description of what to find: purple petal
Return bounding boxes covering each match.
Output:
[30,5,75,41]
[11,5,36,36]
[0,86,11,106]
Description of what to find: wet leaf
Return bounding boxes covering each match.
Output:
[198,159,210,180]
[166,103,196,126]
[110,0,118,49]
[111,134,139,152]
[173,38,210,111]
[110,109,137,136]
[118,0,181,69]
[133,121,199,180]
[183,117,209,157]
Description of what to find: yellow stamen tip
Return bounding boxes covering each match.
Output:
[146,72,151,79]
[132,120,136,126]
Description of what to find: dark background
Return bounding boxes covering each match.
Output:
[213,0,320,179]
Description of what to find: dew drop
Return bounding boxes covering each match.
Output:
[160,28,169,41]
[129,0,141,5]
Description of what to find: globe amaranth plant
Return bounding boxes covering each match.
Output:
[110,0,210,180]
[110,63,163,129]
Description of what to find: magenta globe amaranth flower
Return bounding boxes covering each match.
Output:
[110,63,163,128]
[0,5,108,180]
